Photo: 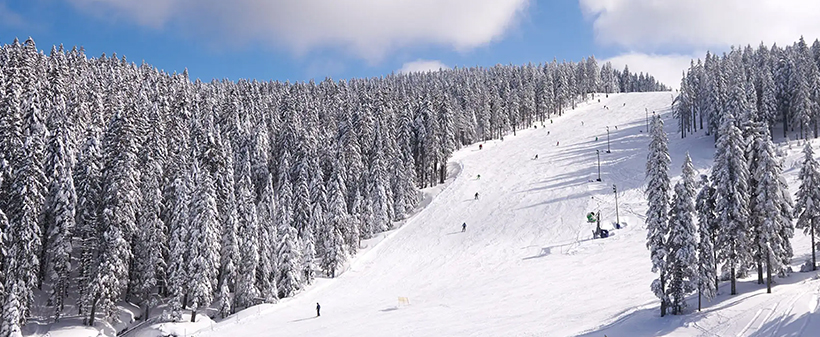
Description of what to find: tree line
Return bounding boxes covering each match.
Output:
[647,37,820,316]
[0,36,667,335]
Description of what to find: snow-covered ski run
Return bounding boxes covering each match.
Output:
[158,92,820,337]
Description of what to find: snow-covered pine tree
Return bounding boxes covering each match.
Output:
[794,142,820,271]
[369,119,392,232]
[324,157,351,277]
[255,171,277,303]
[292,156,314,285]
[666,153,698,315]
[131,97,167,320]
[695,174,718,310]
[276,148,301,298]
[3,37,47,324]
[751,122,793,293]
[713,106,751,296]
[74,133,102,316]
[233,145,260,311]
[94,100,140,324]
[646,115,671,316]
[0,282,22,337]
[215,139,239,318]
[302,159,325,285]
[43,123,76,319]
[166,172,191,320]
[186,162,221,322]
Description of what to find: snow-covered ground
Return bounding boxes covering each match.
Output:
[182,92,817,336]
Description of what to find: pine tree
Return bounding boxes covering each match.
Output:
[255,173,277,303]
[645,115,671,316]
[713,111,751,296]
[132,101,167,320]
[292,157,314,284]
[666,153,698,314]
[276,149,301,298]
[215,140,239,318]
[695,175,718,310]
[0,282,22,337]
[167,173,191,320]
[186,163,221,322]
[323,159,349,277]
[92,91,141,323]
[43,125,76,319]
[751,123,793,293]
[233,145,260,311]
[794,142,820,271]
[74,133,102,317]
[369,120,392,232]
[2,37,47,325]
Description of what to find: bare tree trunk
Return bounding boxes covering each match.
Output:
[439,162,446,184]
[766,252,772,294]
[812,220,817,271]
[731,265,737,295]
[88,294,100,326]
[660,272,667,317]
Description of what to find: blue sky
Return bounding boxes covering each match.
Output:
[1,0,819,88]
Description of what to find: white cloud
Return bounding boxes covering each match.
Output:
[398,60,449,74]
[601,52,699,89]
[579,0,820,51]
[65,0,530,61]
[0,1,26,29]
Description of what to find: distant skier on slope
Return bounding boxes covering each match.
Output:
[475,192,479,200]
[316,303,321,317]
[462,222,467,232]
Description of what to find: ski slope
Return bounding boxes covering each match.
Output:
[186,92,820,337]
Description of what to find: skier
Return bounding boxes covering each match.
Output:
[556,141,559,146]
[581,121,584,126]
[477,174,481,179]
[475,192,479,200]
[595,136,598,141]
[547,131,550,135]
[479,144,483,150]
[316,303,321,317]
[534,154,538,159]
[462,222,467,232]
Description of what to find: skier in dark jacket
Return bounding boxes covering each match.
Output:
[462,222,467,232]
[474,192,479,200]
[316,303,321,316]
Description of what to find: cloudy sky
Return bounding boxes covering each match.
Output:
[1,0,819,88]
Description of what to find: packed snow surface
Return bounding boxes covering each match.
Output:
[187,92,820,337]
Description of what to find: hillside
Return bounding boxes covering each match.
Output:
[130,91,806,337]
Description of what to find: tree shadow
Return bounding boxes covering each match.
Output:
[290,316,318,322]
[573,271,820,337]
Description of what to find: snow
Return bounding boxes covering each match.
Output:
[155,92,818,335]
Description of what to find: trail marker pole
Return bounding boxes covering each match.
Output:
[596,150,602,181]
[613,184,620,226]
